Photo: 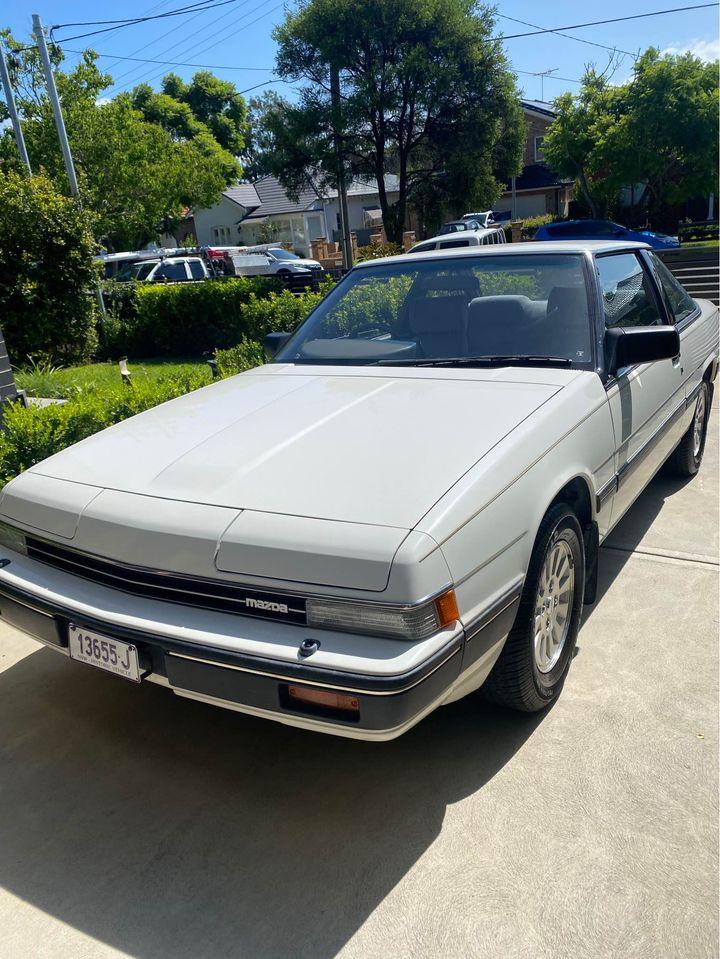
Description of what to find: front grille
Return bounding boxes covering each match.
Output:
[26,537,307,625]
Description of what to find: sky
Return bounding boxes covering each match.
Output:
[4,0,719,105]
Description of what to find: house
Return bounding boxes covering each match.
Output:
[192,175,401,256]
[493,100,573,220]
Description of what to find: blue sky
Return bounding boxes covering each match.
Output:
[5,0,719,104]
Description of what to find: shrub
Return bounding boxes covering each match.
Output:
[0,171,98,365]
[0,371,208,486]
[215,338,266,377]
[355,242,404,261]
[98,278,324,358]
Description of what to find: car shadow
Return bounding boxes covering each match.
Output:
[0,644,545,959]
[582,467,694,627]
[0,457,702,957]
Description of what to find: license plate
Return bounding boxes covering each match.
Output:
[68,624,141,682]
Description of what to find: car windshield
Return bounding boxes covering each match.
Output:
[274,253,593,369]
[270,249,300,260]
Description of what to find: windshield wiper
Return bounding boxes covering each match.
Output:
[376,354,573,368]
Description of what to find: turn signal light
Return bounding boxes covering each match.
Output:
[287,685,360,714]
[435,589,460,628]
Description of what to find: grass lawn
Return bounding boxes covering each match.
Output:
[16,358,211,399]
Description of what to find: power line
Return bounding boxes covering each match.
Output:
[498,14,635,58]
[65,49,275,70]
[51,0,244,41]
[104,0,260,90]
[108,0,282,93]
[501,4,718,40]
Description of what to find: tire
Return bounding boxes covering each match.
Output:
[482,503,585,712]
[666,381,710,477]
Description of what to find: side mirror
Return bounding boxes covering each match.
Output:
[605,325,680,376]
[263,331,292,360]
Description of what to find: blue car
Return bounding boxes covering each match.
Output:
[533,219,679,249]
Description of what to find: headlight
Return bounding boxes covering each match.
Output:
[0,520,27,556]
[305,589,459,641]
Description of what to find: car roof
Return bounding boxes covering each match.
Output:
[412,226,504,246]
[356,239,651,268]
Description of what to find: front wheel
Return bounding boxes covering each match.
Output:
[482,503,585,712]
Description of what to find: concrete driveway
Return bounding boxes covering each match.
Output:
[0,410,717,959]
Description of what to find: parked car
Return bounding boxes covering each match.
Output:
[439,219,484,235]
[231,248,324,278]
[462,211,496,228]
[112,256,208,283]
[534,219,680,249]
[143,257,209,283]
[409,226,506,253]
[0,241,716,740]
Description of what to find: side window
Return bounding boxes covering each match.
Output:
[188,260,206,280]
[649,254,697,325]
[153,261,187,282]
[596,253,663,328]
[408,242,437,254]
[547,222,578,238]
[439,239,471,249]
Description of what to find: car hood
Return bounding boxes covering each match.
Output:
[23,366,567,529]
[285,258,322,268]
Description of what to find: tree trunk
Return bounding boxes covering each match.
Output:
[577,167,597,218]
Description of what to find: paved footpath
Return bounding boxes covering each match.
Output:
[0,410,717,959]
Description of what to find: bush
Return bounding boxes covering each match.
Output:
[355,242,404,261]
[98,278,325,357]
[0,371,209,486]
[215,338,266,377]
[0,171,98,365]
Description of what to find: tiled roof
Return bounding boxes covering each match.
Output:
[520,99,557,118]
[223,182,261,210]
[236,174,402,220]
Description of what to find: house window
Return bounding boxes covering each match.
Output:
[534,136,545,162]
[212,226,231,244]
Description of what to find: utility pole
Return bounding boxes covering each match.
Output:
[33,14,79,194]
[33,14,105,314]
[330,63,353,271]
[0,41,31,174]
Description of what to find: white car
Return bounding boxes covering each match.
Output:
[409,226,506,253]
[231,248,324,278]
[0,241,716,740]
[140,256,209,283]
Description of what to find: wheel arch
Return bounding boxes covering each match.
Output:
[541,474,599,605]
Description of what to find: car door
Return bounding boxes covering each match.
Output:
[644,250,712,410]
[597,251,685,527]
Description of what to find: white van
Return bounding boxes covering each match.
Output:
[408,226,507,254]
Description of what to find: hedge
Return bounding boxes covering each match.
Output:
[99,278,324,358]
[0,371,209,486]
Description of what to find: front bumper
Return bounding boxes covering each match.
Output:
[0,573,464,741]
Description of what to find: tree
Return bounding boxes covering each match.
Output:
[241,90,285,180]
[132,71,248,156]
[0,35,242,250]
[540,71,620,219]
[0,171,98,364]
[543,49,719,227]
[609,49,719,227]
[267,0,524,243]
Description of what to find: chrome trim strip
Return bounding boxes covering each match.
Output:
[464,578,524,643]
[455,533,527,587]
[595,475,618,511]
[166,645,462,697]
[617,396,688,489]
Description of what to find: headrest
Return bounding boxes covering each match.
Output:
[416,272,479,295]
[548,286,588,316]
[468,295,535,327]
[408,296,467,333]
